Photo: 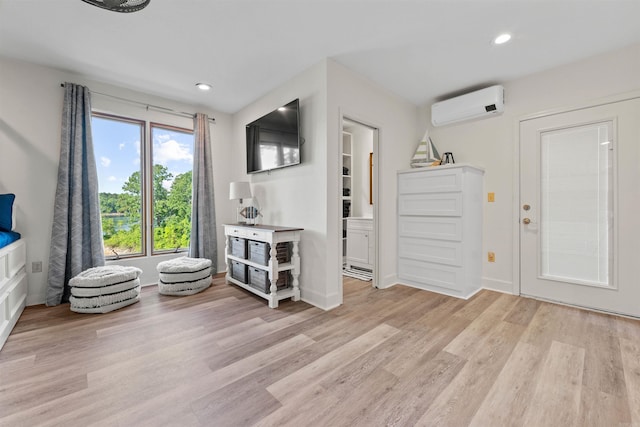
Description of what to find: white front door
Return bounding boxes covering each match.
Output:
[520,97,640,317]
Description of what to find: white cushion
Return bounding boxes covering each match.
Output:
[69,265,142,288]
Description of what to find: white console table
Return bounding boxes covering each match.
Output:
[223,224,302,308]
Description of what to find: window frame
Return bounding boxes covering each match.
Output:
[92,112,194,261]
[93,112,147,260]
[149,121,195,256]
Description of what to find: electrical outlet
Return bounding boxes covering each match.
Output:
[488,192,495,202]
[488,252,496,263]
[32,261,43,273]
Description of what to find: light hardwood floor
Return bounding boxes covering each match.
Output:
[1,275,639,426]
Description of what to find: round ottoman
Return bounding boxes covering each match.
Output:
[69,265,142,313]
[156,257,212,296]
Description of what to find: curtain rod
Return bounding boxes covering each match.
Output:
[60,83,216,123]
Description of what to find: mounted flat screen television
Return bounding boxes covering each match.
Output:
[246,99,301,174]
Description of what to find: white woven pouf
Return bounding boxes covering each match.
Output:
[69,265,142,314]
[156,257,212,296]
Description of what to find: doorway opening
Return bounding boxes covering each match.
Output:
[341,117,378,288]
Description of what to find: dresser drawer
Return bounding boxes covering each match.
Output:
[226,227,247,238]
[398,193,462,217]
[398,168,462,194]
[7,272,27,319]
[245,228,269,241]
[346,218,373,231]
[399,237,463,266]
[398,216,462,241]
[0,255,6,289]
[0,290,7,325]
[398,258,463,292]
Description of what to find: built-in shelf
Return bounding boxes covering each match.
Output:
[226,275,296,301]
[226,254,294,273]
[342,131,353,262]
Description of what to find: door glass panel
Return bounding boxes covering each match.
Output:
[540,122,613,287]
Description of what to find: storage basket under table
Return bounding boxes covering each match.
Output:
[230,236,247,259]
[248,241,291,265]
[248,267,291,293]
[230,260,248,283]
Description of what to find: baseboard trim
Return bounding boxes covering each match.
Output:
[300,287,339,311]
[394,280,479,300]
[482,277,514,294]
[378,274,398,289]
[26,293,45,306]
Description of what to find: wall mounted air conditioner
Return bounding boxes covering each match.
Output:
[431,85,504,127]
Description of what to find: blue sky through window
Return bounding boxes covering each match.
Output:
[151,125,194,190]
[92,117,193,193]
[92,116,141,194]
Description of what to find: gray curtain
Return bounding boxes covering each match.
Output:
[46,83,105,306]
[189,113,217,271]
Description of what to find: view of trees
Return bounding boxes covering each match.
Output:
[100,165,192,256]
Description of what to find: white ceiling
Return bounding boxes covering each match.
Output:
[1,0,639,114]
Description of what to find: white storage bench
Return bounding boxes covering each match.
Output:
[0,240,27,350]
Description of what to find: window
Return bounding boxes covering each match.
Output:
[150,124,194,253]
[92,113,194,259]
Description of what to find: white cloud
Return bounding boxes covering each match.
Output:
[100,156,111,167]
[119,143,125,150]
[156,133,172,142]
[154,139,193,165]
[108,176,117,181]
[162,178,173,191]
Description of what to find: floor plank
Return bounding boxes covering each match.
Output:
[521,340,586,427]
[1,274,639,426]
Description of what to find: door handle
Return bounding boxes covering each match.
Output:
[522,218,531,225]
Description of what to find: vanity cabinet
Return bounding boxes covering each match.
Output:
[346,217,374,271]
[397,164,484,298]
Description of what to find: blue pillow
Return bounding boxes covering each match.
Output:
[0,193,16,232]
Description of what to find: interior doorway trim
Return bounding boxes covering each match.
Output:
[339,111,380,295]
[513,89,640,297]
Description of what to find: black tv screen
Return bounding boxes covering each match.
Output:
[246,99,300,174]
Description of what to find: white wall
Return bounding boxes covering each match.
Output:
[231,58,418,309]
[327,59,419,297]
[231,61,329,308]
[0,57,233,305]
[418,43,640,293]
[6,42,636,310]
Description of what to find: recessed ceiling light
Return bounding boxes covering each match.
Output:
[277,107,286,111]
[494,33,512,45]
[196,83,211,91]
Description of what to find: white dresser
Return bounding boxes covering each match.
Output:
[397,164,484,298]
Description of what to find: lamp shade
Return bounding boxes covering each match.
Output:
[229,181,252,201]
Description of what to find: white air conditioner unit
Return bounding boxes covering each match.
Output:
[431,85,504,127]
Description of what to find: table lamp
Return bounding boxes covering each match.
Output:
[229,181,252,223]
